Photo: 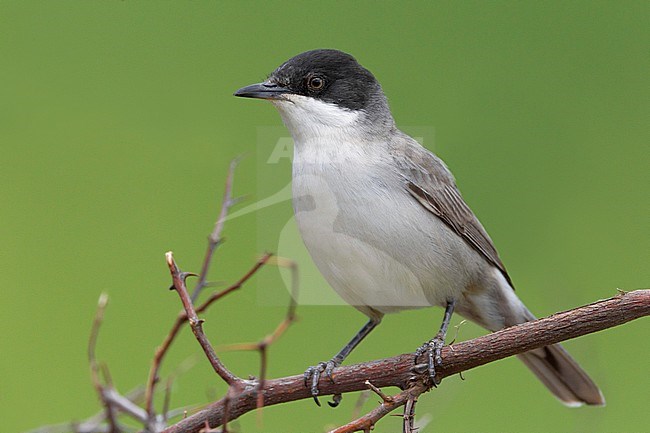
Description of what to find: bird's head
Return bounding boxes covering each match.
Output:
[234,49,393,135]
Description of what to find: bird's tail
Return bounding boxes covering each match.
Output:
[464,270,604,406]
[516,307,605,406]
[517,343,605,406]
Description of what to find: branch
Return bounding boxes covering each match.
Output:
[162,289,650,433]
[165,252,240,386]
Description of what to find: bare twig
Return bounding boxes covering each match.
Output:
[88,294,120,433]
[402,391,418,433]
[197,253,272,313]
[102,388,149,423]
[162,289,650,433]
[365,380,393,403]
[330,381,402,433]
[193,157,241,302]
[330,384,428,433]
[166,251,240,386]
[144,254,271,424]
[88,293,109,380]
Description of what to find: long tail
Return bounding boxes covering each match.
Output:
[463,270,605,406]
[517,343,605,406]
[512,301,605,406]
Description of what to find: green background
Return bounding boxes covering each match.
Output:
[1,1,648,432]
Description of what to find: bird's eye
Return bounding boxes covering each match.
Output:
[307,75,324,91]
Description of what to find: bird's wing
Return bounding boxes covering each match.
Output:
[391,140,514,288]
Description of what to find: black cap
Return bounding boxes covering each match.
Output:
[235,49,381,111]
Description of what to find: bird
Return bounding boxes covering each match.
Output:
[234,49,604,408]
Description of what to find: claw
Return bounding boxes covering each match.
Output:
[328,393,342,408]
[303,359,340,407]
[311,363,324,397]
[414,334,446,387]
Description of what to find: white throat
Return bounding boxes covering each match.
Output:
[271,94,363,148]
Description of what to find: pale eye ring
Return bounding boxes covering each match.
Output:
[307,75,324,91]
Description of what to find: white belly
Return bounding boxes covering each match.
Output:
[291,144,479,314]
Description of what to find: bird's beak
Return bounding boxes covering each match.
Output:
[234,81,291,100]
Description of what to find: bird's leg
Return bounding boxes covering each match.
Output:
[305,317,381,407]
[414,299,456,386]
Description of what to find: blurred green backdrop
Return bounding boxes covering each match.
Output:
[1,1,648,432]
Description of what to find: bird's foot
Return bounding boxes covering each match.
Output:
[304,359,341,407]
[414,333,446,387]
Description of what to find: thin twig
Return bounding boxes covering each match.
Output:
[365,380,393,403]
[192,157,241,303]
[88,293,120,433]
[330,384,428,433]
[144,252,269,422]
[402,392,418,433]
[166,251,240,386]
[103,388,149,423]
[197,253,272,315]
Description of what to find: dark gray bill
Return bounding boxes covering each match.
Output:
[233,82,291,100]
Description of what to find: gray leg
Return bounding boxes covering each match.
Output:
[305,317,381,406]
